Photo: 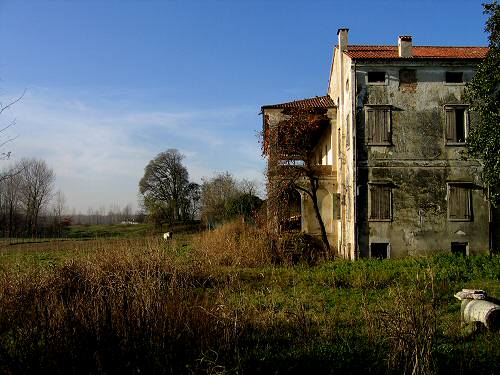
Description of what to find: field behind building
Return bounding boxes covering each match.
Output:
[0,221,499,374]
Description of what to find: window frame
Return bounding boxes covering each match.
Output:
[368,182,393,222]
[370,242,391,259]
[447,183,472,222]
[444,104,469,146]
[365,105,392,146]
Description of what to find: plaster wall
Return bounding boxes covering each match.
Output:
[354,61,489,257]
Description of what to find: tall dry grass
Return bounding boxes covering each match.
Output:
[191,219,272,267]
[0,237,247,374]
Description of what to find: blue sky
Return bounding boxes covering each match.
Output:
[0,0,490,212]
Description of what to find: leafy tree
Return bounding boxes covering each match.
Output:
[465,1,500,206]
[227,193,263,220]
[139,149,198,225]
[262,107,331,252]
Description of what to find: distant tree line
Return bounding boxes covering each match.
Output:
[70,204,145,226]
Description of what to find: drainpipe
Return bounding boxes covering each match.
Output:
[353,61,358,260]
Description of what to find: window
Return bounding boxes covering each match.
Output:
[448,184,472,221]
[451,242,468,256]
[371,243,389,259]
[445,105,468,144]
[367,71,386,84]
[369,184,392,221]
[445,72,463,83]
[333,193,341,220]
[366,106,391,145]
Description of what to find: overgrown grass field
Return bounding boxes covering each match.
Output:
[0,221,498,374]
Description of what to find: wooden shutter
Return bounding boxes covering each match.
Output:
[449,185,471,220]
[457,186,471,220]
[370,185,391,220]
[370,186,379,219]
[445,109,457,142]
[382,109,391,143]
[366,109,374,143]
[381,186,391,219]
[374,109,384,143]
[448,185,459,219]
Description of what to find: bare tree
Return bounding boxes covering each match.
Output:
[0,167,22,236]
[201,172,240,227]
[52,190,67,236]
[19,158,55,236]
[0,92,24,163]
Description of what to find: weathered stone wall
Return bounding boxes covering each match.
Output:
[355,61,489,257]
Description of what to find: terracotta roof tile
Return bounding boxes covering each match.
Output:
[262,95,335,110]
[344,45,488,59]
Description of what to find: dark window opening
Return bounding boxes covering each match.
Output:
[451,242,468,256]
[368,71,386,83]
[371,243,389,259]
[281,189,301,231]
[446,72,464,83]
[445,106,468,144]
[369,184,392,220]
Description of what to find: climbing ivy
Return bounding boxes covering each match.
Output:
[465,1,500,206]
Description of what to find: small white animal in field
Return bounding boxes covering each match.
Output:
[163,231,173,241]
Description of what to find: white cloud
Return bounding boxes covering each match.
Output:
[1,88,265,211]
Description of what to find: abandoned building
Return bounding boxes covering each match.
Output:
[262,29,497,259]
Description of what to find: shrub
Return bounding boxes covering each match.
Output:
[191,219,271,267]
[273,231,325,265]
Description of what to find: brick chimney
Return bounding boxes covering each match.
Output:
[337,28,349,52]
[398,35,413,58]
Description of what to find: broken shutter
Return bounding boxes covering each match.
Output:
[445,109,457,142]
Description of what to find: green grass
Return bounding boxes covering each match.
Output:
[0,234,498,374]
[65,223,152,238]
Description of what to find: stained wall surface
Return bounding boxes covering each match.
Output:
[354,62,490,257]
